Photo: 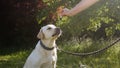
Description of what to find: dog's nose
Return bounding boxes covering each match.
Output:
[56,27,62,34]
[52,27,62,37]
[56,27,60,32]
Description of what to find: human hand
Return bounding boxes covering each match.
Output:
[61,8,71,16]
[57,6,71,17]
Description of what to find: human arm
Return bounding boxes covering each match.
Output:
[61,0,99,16]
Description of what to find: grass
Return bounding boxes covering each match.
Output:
[0,51,28,68]
[0,39,120,68]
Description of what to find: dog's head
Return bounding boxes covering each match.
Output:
[37,24,62,40]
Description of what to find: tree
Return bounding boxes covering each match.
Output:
[0,0,39,50]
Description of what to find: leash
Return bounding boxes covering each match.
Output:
[56,8,120,56]
[57,38,120,56]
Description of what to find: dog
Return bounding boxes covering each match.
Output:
[23,24,62,68]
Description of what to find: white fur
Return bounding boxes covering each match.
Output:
[23,24,61,68]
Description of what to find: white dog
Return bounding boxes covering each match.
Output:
[23,24,62,68]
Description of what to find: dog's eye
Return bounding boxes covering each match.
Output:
[47,27,52,30]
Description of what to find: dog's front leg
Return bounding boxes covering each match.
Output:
[53,61,56,68]
[41,62,52,68]
[52,57,57,68]
[52,49,57,68]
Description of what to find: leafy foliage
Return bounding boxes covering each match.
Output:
[37,0,120,40]
[88,0,120,37]
[37,0,79,25]
[0,0,39,49]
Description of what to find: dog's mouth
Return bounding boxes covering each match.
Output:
[52,28,62,37]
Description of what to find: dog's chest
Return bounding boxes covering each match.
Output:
[41,49,57,62]
[42,49,56,57]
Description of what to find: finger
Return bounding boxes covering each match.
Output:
[63,8,70,11]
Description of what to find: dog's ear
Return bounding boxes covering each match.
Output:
[37,29,44,39]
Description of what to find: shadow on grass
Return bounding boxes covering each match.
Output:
[0,50,31,68]
[0,60,24,68]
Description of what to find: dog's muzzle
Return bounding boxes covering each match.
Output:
[52,27,62,37]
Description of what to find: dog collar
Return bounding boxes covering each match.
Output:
[40,40,55,51]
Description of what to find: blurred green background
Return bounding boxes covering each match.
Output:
[0,0,120,68]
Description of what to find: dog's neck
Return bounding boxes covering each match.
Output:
[40,39,56,48]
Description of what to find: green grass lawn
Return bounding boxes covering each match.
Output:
[0,39,120,68]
